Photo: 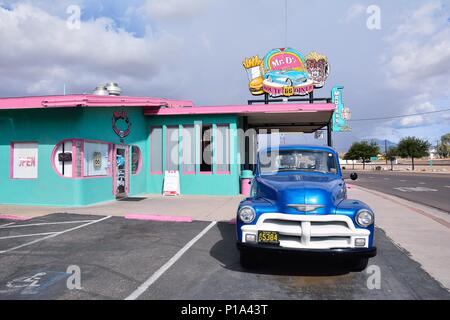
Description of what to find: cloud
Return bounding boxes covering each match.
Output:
[0,3,184,96]
[340,4,366,23]
[132,0,209,21]
[397,101,436,128]
[383,1,450,94]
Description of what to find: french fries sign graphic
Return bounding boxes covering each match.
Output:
[242,47,329,97]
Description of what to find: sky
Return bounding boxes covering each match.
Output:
[0,0,449,151]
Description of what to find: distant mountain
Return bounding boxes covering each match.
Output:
[364,139,397,153]
[333,136,397,153]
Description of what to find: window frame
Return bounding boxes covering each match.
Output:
[215,124,231,175]
[10,141,39,180]
[182,125,196,175]
[82,139,113,178]
[150,126,163,175]
[165,125,180,172]
[199,123,213,174]
[50,139,112,179]
[131,145,143,176]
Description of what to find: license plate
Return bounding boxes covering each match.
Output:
[258,231,279,245]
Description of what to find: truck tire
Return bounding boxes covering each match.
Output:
[240,251,258,269]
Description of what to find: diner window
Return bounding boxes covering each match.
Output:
[150,127,162,174]
[216,125,230,173]
[182,125,196,174]
[83,141,110,177]
[166,126,179,171]
[200,124,212,172]
[131,146,142,175]
[51,139,111,178]
[11,142,38,179]
[53,140,73,177]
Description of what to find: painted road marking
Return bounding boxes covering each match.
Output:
[419,182,426,185]
[0,222,16,228]
[383,178,390,180]
[0,216,111,254]
[124,214,192,223]
[125,221,217,300]
[394,187,438,192]
[0,232,58,240]
[0,220,98,229]
[445,186,450,188]
[369,177,374,179]
[400,180,407,182]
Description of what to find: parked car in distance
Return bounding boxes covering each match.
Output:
[264,70,309,87]
[236,145,376,271]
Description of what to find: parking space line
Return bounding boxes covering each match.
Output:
[125,221,217,300]
[0,220,98,229]
[0,215,111,254]
[0,222,16,228]
[0,232,58,240]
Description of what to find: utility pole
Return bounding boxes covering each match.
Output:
[385,139,388,165]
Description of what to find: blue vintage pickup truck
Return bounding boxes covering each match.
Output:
[236,145,377,271]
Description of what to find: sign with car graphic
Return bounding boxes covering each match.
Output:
[243,47,329,97]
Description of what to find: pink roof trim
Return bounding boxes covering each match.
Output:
[144,103,335,116]
[0,94,193,110]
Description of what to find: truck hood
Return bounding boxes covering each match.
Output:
[256,173,346,214]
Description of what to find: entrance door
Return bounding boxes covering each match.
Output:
[114,145,129,198]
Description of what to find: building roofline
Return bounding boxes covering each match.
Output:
[0,94,193,110]
[144,103,335,116]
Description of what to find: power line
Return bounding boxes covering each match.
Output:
[284,0,288,47]
[348,108,450,122]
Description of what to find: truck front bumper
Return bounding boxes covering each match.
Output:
[237,242,377,258]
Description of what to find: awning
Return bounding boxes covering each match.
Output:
[144,103,334,133]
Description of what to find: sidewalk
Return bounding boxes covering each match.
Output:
[348,184,450,290]
[0,194,244,222]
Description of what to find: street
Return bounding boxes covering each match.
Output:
[0,213,449,300]
[349,171,450,213]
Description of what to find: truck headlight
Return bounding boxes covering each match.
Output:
[239,206,256,223]
[356,210,374,227]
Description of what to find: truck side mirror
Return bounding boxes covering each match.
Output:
[350,172,358,180]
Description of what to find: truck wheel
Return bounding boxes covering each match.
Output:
[349,258,369,272]
[240,251,258,269]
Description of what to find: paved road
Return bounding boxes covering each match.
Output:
[0,213,448,300]
[349,171,450,213]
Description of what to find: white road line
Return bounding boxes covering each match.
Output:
[0,216,111,254]
[0,232,58,240]
[0,220,98,229]
[400,180,406,182]
[0,222,16,228]
[383,178,390,180]
[445,186,450,188]
[419,182,426,185]
[125,221,217,300]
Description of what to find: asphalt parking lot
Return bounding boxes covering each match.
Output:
[0,213,449,300]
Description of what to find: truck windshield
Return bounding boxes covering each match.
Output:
[259,150,338,174]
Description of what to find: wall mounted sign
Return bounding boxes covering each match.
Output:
[93,151,102,170]
[112,110,132,138]
[331,86,351,132]
[243,47,329,97]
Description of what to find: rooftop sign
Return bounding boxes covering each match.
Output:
[243,47,329,97]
